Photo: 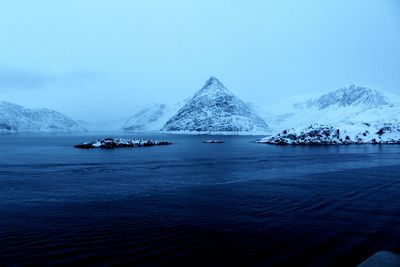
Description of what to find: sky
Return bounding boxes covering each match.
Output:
[0,0,399,121]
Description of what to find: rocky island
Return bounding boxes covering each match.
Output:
[74,138,172,149]
[257,123,400,145]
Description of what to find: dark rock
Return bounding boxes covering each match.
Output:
[376,126,391,136]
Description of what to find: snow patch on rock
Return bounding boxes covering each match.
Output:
[257,122,400,145]
[74,138,172,149]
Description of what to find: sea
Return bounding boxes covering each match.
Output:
[0,133,399,266]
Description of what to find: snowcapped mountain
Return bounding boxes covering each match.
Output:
[259,85,400,132]
[302,85,391,109]
[162,77,269,134]
[255,84,400,144]
[122,102,184,132]
[0,101,86,133]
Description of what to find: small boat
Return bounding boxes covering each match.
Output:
[203,140,225,144]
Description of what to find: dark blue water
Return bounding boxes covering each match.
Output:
[0,134,399,266]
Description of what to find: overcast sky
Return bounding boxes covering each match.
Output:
[0,0,399,120]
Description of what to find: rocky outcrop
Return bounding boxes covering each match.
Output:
[203,140,225,143]
[257,123,400,145]
[74,138,172,149]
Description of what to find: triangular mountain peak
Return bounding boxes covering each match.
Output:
[194,77,232,98]
[161,77,269,133]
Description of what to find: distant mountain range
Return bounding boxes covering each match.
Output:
[0,101,86,133]
[123,80,400,135]
[1,79,399,136]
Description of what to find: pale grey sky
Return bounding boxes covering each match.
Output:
[0,0,399,120]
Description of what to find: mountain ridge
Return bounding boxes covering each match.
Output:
[306,85,390,110]
[0,101,86,133]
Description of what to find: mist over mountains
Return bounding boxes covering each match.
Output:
[0,77,399,135]
[122,79,400,135]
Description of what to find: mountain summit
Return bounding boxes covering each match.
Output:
[307,85,390,110]
[193,76,232,97]
[161,77,269,133]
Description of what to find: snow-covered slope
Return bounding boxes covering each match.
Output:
[162,77,269,134]
[79,117,128,132]
[257,122,400,145]
[122,102,184,132]
[259,85,400,132]
[0,101,86,133]
[344,103,400,124]
[256,85,400,144]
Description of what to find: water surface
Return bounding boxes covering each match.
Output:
[0,134,399,266]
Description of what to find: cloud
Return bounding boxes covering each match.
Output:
[0,67,55,89]
[0,67,100,90]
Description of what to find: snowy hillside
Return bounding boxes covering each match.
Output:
[122,102,184,132]
[344,103,400,124]
[258,85,400,132]
[162,77,269,134]
[256,85,400,144]
[257,122,400,145]
[0,101,86,133]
